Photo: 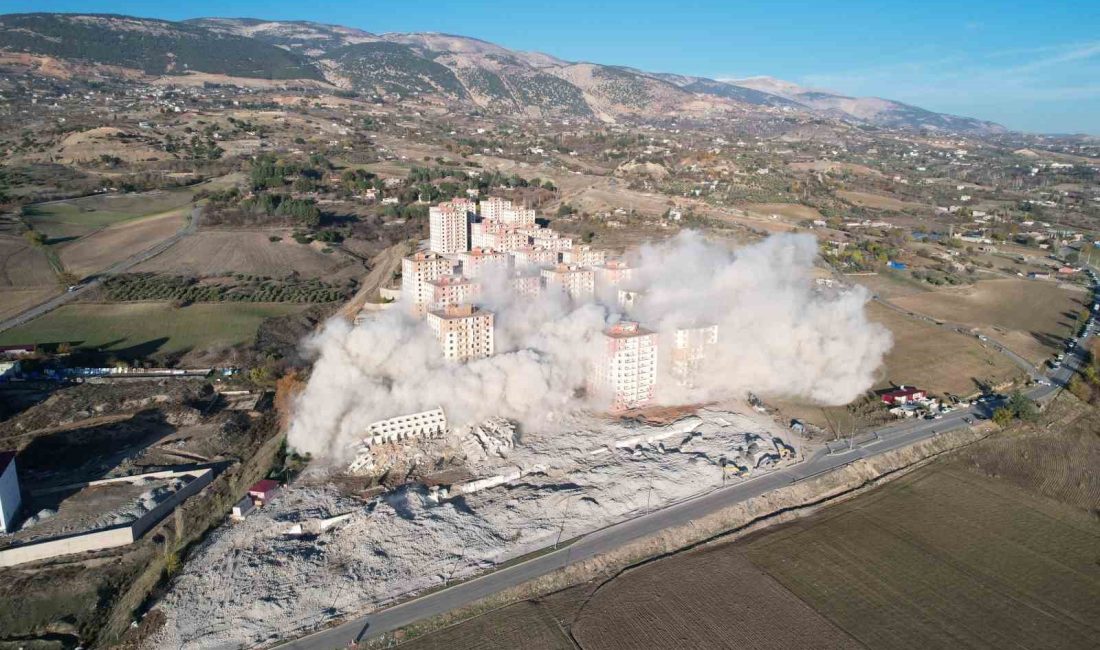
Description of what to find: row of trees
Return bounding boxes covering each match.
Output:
[102,273,354,304]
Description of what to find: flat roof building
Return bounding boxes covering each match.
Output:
[590,321,659,411]
[562,245,607,267]
[541,263,595,301]
[427,304,495,362]
[480,196,536,226]
[457,247,510,279]
[510,246,558,270]
[471,221,530,252]
[671,324,719,387]
[510,271,543,297]
[402,252,454,316]
[429,200,472,254]
[594,259,634,291]
[428,274,481,310]
[530,231,573,253]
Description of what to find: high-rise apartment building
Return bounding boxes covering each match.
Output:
[428,274,481,310]
[429,200,472,254]
[541,263,595,301]
[426,304,495,361]
[402,252,454,315]
[457,247,510,278]
[590,321,659,411]
[671,324,719,387]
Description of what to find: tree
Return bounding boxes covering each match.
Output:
[1007,390,1038,422]
[57,271,80,288]
[992,407,1014,427]
[23,229,46,247]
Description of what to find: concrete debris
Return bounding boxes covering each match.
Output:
[149,406,804,649]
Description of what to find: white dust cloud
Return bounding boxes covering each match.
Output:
[288,232,892,460]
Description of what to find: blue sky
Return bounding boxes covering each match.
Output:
[7,1,1100,133]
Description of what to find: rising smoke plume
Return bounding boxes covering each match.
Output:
[288,232,892,461]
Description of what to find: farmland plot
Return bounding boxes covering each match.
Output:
[570,549,859,650]
[892,278,1085,364]
[745,466,1100,649]
[396,600,574,650]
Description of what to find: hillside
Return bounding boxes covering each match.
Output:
[728,76,1006,135]
[0,13,325,80]
[3,13,1007,133]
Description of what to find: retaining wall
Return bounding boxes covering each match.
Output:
[0,467,215,568]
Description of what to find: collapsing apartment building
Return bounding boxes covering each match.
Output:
[348,408,448,474]
[590,321,659,411]
[392,197,719,412]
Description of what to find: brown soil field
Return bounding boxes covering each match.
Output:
[132,229,363,279]
[836,189,928,212]
[0,288,59,321]
[0,236,56,286]
[745,463,1100,649]
[848,271,931,299]
[741,202,825,222]
[569,549,859,650]
[953,395,1100,512]
[891,278,1086,364]
[55,126,169,165]
[869,302,1021,397]
[396,600,575,650]
[59,207,188,278]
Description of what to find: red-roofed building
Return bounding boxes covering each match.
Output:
[880,386,926,405]
[248,479,280,506]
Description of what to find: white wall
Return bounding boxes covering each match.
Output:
[0,460,20,533]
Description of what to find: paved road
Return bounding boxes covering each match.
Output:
[0,205,202,334]
[276,292,1098,650]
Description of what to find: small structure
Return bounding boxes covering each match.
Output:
[880,386,926,405]
[231,496,254,521]
[0,451,20,533]
[248,480,280,507]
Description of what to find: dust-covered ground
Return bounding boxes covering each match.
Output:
[148,406,802,649]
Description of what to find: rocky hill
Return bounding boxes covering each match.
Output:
[728,76,1006,135]
[1,13,1006,134]
[0,13,325,80]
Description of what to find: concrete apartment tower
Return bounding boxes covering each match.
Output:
[591,321,659,411]
[429,200,472,254]
[480,197,535,226]
[562,245,607,267]
[428,274,481,311]
[541,263,595,301]
[426,304,495,361]
[671,324,719,387]
[457,247,510,278]
[402,251,454,316]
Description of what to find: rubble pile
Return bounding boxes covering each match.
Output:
[150,407,803,649]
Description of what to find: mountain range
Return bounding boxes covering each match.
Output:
[0,13,1006,135]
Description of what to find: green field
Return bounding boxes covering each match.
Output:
[22,174,241,241]
[0,302,307,357]
[24,192,194,241]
